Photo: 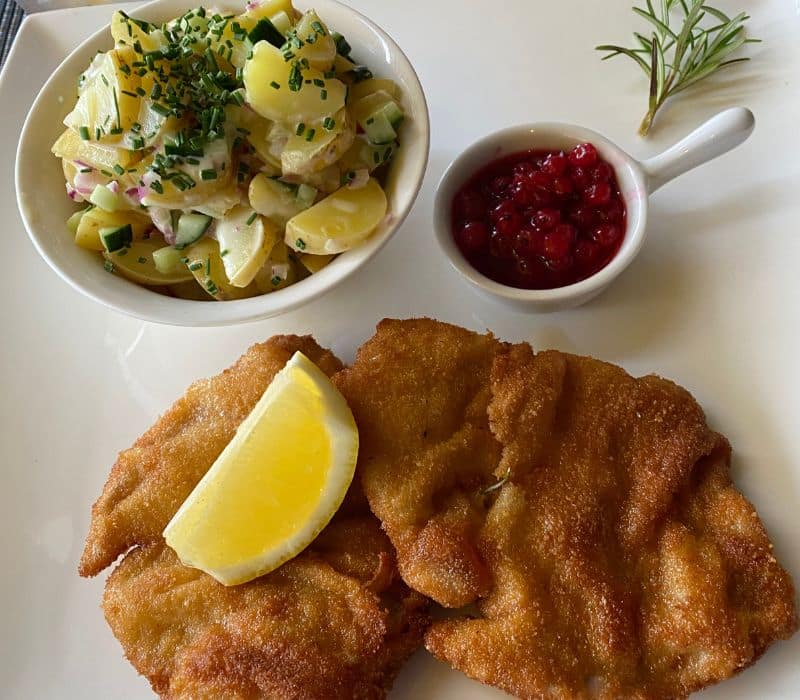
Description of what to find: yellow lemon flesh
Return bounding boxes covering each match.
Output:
[164,352,358,585]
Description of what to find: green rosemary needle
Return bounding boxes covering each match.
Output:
[596,0,759,136]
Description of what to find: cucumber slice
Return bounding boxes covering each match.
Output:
[99,224,133,253]
[296,184,318,210]
[247,18,284,48]
[363,111,396,145]
[89,184,122,212]
[382,101,404,129]
[175,212,212,250]
[152,246,186,275]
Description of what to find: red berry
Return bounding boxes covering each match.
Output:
[510,181,535,207]
[487,175,512,198]
[541,152,568,176]
[454,190,486,222]
[545,252,573,272]
[491,200,517,221]
[591,223,621,246]
[458,221,489,252]
[513,161,536,178]
[571,166,591,189]
[552,176,574,196]
[568,142,598,167]
[495,213,522,238]
[584,181,612,206]
[591,161,613,182]
[514,228,537,256]
[569,204,596,228]
[602,198,624,223]
[543,224,574,260]
[528,189,554,208]
[532,208,560,230]
[490,231,513,258]
[574,239,601,267]
[529,171,553,190]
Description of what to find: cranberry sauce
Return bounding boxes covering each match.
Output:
[451,143,626,290]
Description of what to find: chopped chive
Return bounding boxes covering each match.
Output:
[201,168,217,181]
[135,86,146,96]
[220,248,229,257]
[305,128,316,142]
[112,88,121,129]
[78,126,90,140]
[320,89,328,100]
[188,260,203,271]
[296,122,305,136]
[103,260,114,273]
[313,78,324,87]
[246,212,258,225]
[150,102,171,117]
[270,81,281,90]
[150,82,162,100]
[295,238,306,250]
[271,275,282,286]
[150,180,164,194]
[205,257,211,276]
[323,117,335,130]
[113,164,125,176]
[137,256,147,264]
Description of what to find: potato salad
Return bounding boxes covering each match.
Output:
[52,0,405,299]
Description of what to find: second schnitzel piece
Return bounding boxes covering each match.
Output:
[338,319,797,699]
[334,318,507,607]
[81,336,429,699]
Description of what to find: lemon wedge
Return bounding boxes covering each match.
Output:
[163,352,358,585]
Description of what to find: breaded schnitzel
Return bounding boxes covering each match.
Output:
[335,319,797,699]
[80,336,428,699]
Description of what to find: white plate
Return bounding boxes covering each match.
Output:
[1,1,798,698]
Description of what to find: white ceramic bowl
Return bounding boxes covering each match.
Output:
[434,108,754,312]
[15,0,429,326]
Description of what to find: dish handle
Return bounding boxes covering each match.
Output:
[639,107,755,193]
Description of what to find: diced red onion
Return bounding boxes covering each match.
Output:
[66,185,84,202]
[73,170,105,193]
[107,180,120,194]
[150,207,176,245]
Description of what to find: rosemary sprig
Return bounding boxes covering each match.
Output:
[596,0,759,136]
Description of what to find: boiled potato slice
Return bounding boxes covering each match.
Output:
[75,208,151,251]
[281,109,354,176]
[254,241,297,292]
[110,10,164,53]
[298,253,334,273]
[183,238,260,300]
[243,0,297,22]
[348,78,400,103]
[64,47,141,144]
[248,173,305,226]
[104,238,193,285]
[239,111,284,170]
[244,42,346,124]
[52,128,140,170]
[285,178,387,254]
[292,11,336,71]
[215,206,280,287]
